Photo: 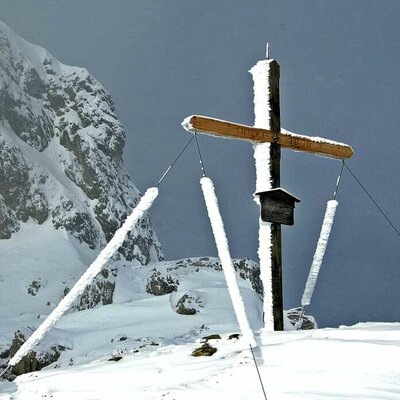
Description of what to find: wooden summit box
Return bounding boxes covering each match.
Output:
[255,188,300,226]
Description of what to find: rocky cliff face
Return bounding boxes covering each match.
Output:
[0,20,163,338]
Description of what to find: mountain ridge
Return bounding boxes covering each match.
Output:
[0,20,163,353]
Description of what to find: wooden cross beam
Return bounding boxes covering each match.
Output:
[182,58,353,331]
[182,115,354,159]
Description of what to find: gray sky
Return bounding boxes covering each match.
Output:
[1,0,399,328]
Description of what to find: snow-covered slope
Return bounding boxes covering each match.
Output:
[1,256,327,398]
[0,257,264,375]
[0,21,162,361]
[1,313,399,399]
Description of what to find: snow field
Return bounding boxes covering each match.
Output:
[0,257,398,399]
[1,323,399,400]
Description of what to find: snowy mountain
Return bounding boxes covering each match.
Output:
[0,20,163,364]
[0,22,398,399]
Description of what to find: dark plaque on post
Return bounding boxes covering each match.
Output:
[255,188,300,225]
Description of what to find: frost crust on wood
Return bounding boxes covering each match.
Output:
[250,60,275,331]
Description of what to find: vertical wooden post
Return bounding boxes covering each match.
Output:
[268,61,283,331]
[250,59,283,331]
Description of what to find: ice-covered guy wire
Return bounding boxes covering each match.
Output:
[301,200,338,307]
[200,176,257,348]
[8,187,159,368]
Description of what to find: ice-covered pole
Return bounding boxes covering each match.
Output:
[249,58,282,331]
[200,177,257,348]
[7,187,159,368]
[301,200,338,307]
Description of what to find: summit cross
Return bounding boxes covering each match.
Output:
[182,57,353,331]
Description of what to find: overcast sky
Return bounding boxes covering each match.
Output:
[1,0,399,328]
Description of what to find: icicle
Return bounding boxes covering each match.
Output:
[8,187,159,367]
[200,177,257,348]
[301,200,338,307]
